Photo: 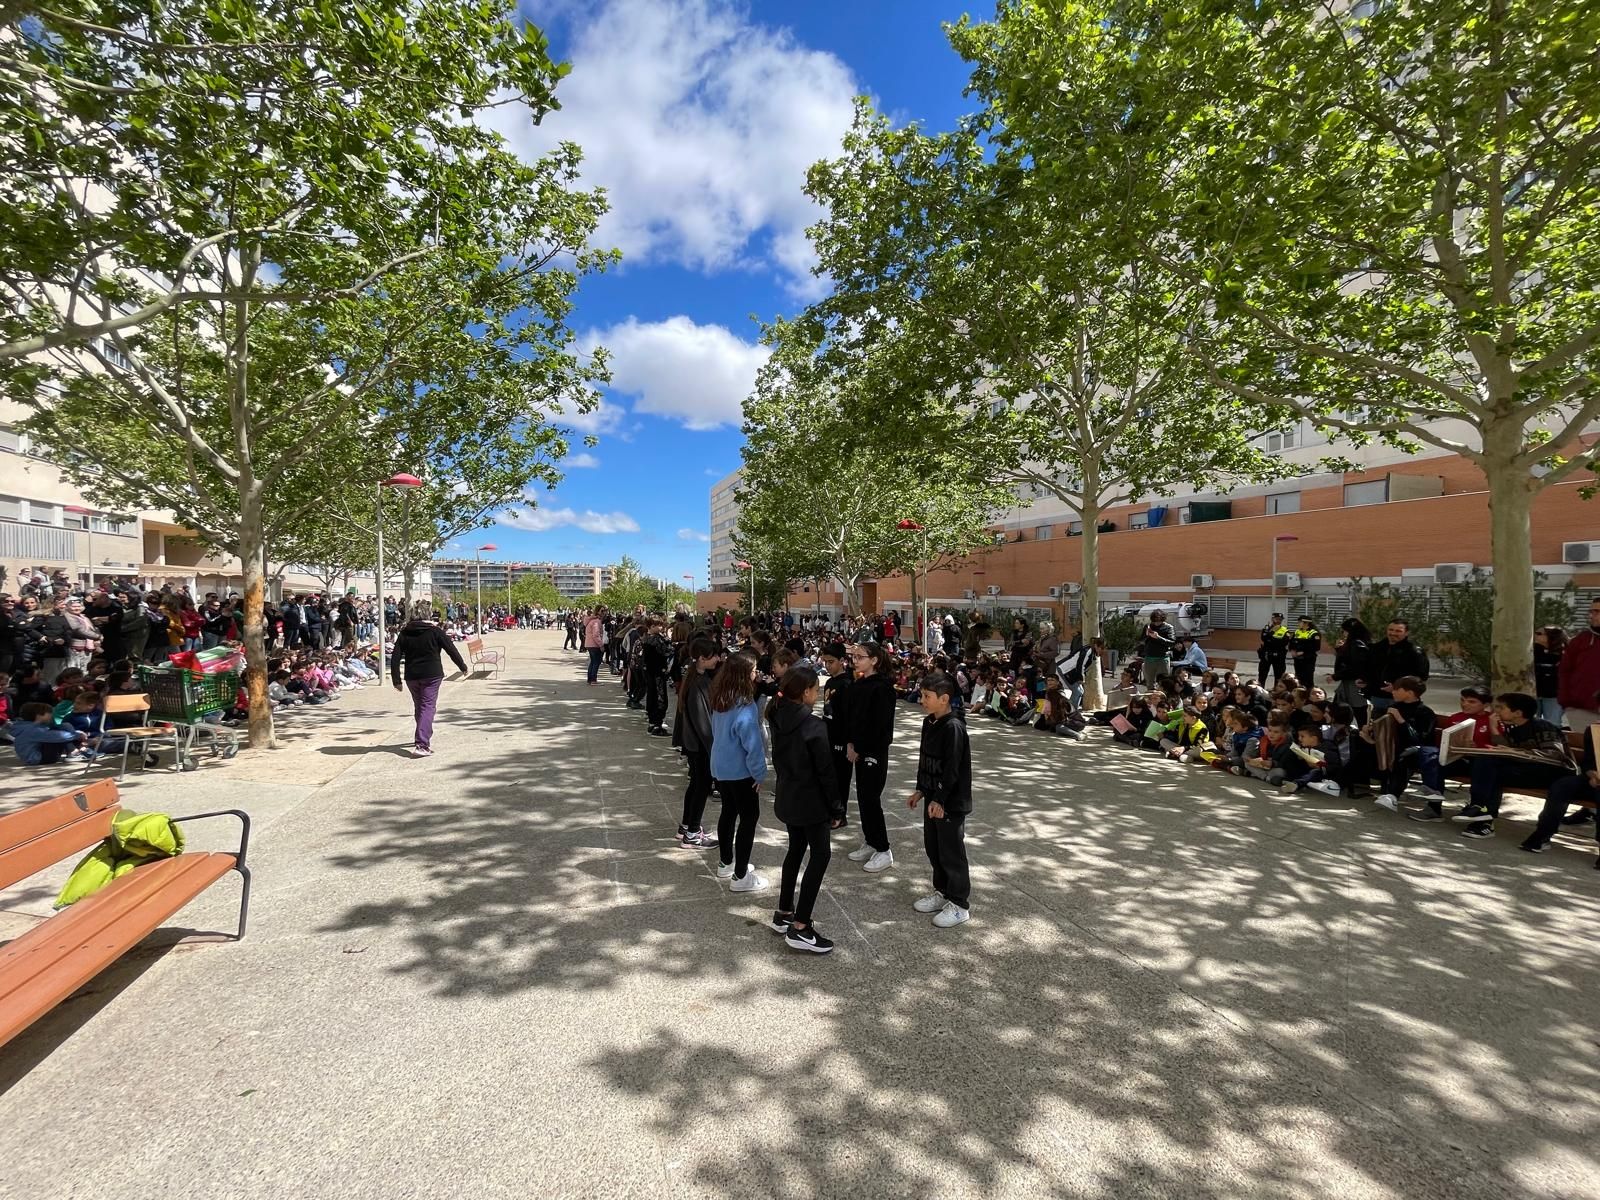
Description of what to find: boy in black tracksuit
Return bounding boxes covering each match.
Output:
[908,670,973,927]
[640,619,673,735]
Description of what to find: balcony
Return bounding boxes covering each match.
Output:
[0,521,76,561]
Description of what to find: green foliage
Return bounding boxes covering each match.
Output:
[1436,577,1577,684]
[1347,580,1446,658]
[506,575,563,612]
[0,0,615,744]
[736,323,1012,616]
[1098,614,1141,660]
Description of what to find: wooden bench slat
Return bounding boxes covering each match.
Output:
[0,808,120,894]
[0,781,120,853]
[0,852,235,1050]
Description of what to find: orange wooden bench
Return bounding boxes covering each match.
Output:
[1436,720,1595,807]
[0,779,250,1052]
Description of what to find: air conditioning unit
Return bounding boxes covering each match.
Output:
[1563,541,1600,564]
[1062,580,1081,595]
[1274,571,1302,589]
[961,588,976,600]
[986,585,1002,596]
[1190,573,1215,590]
[1047,585,1061,598]
[1433,562,1474,585]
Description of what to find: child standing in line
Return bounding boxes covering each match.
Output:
[907,671,972,929]
[768,666,846,954]
[709,652,769,892]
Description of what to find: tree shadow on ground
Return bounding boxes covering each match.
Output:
[314,639,1600,1199]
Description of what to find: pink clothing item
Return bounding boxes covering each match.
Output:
[583,617,604,649]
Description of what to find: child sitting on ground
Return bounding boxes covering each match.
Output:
[1236,717,1299,784]
[1280,724,1342,796]
[1158,704,1214,763]
[1220,706,1263,772]
[11,701,90,765]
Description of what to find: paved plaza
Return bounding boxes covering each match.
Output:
[2,631,1598,1199]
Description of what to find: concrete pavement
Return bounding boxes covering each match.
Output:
[2,631,1598,1199]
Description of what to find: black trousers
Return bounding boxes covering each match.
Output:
[831,749,853,824]
[855,755,889,852]
[780,820,832,924]
[681,750,712,831]
[1530,774,1600,845]
[645,671,669,727]
[715,777,761,878]
[1293,655,1317,684]
[627,663,647,704]
[924,810,970,909]
[563,628,577,650]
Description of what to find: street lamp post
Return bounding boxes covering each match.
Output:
[375,473,423,683]
[1270,534,1300,609]
[475,543,497,634]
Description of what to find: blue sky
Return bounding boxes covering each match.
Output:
[464,0,992,585]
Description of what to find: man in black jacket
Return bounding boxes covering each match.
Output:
[390,602,468,757]
[1364,619,1430,714]
[908,670,972,928]
[641,618,673,736]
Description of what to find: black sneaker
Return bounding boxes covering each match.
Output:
[1518,839,1548,853]
[1407,804,1444,822]
[1560,809,1595,827]
[1460,822,1495,839]
[769,910,794,934]
[784,924,834,954]
[648,726,668,737]
[1452,803,1493,824]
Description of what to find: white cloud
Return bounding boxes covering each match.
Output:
[500,505,640,534]
[587,315,767,430]
[548,394,625,436]
[677,528,710,542]
[565,452,601,469]
[492,0,855,296]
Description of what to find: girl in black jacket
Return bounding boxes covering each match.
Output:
[769,666,844,954]
[843,641,898,873]
[672,636,724,848]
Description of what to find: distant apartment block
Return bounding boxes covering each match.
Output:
[429,558,615,600]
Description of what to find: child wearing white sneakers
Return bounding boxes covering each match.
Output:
[907,671,972,929]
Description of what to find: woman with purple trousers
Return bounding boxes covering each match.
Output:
[390,601,468,758]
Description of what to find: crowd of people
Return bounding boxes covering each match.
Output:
[0,574,406,766]
[562,598,1600,945]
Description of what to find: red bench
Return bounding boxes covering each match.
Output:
[0,780,250,1051]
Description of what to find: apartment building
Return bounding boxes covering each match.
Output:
[429,559,614,602]
[707,468,743,591]
[705,421,1600,652]
[0,407,395,598]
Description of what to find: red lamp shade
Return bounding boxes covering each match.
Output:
[383,473,424,488]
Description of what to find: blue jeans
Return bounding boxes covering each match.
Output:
[1537,697,1564,726]
[587,647,603,682]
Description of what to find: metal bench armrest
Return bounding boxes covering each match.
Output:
[171,808,252,939]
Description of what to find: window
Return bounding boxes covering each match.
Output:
[1067,520,1084,535]
[1033,524,1052,541]
[63,511,87,530]
[0,495,21,521]
[1128,512,1149,530]
[0,425,20,453]
[1266,491,1301,515]
[28,502,58,525]
[1343,479,1388,507]
[1265,430,1297,452]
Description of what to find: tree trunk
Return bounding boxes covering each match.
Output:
[238,489,275,749]
[839,573,862,617]
[403,563,414,614]
[1483,448,1537,694]
[1078,495,1107,710]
